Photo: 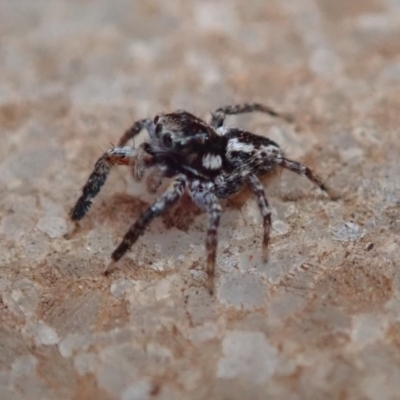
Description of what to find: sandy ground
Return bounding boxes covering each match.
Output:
[0,1,400,399]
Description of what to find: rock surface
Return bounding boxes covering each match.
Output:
[0,1,399,399]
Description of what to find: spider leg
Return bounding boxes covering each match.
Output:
[189,182,222,295]
[278,157,337,199]
[118,118,155,146]
[105,174,187,273]
[70,117,156,222]
[130,143,156,181]
[69,146,136,222]
[146,164,168,193]
[247,174,271,261]
[210,102,293,128]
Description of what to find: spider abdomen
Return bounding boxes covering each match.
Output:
[225,129,282,176]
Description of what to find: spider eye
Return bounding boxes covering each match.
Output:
[162,133,173,148]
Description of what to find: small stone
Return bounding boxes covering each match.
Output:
[350,314,388,349]
[217,331,279,383]
[331,222,366,242]
[220,256,238,272]
[188,322,218,343]
[36,216,68,238]
[0,279,11,293]
[177,368,202,391]
[0,214,35,240]
[362,374,393,400]
[218,271,267,310]
[11,355,38,378]
[252,243,309,284]
[185,287,216,325]
[147,260,166,272]
[268,292,307,327]
[272,220,290,236]
[2,279,41,319]
[73,352,97,376]
[194,3,238,34]
[339,147,364,163]
[357,13,393,32]
[35,321,60,346]
[309,48,343,77]
[96,344,144,397]
[59,333,93,358]
[146,343,172,363]
[155,278,172,301]
[121,379,153,400]
[19,231,50,261]
[85,229,115,254]
[23,320,60,346]
[9,355,47,399]
[39,195,66,217]
[190,269,208,285]
[110,279,135,298]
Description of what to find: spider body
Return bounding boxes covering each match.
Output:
[69,103,334,294]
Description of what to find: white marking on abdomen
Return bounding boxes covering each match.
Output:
[227,138,255,153]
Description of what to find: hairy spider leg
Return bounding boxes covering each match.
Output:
[247,174,272,260]
[146,164,169,193]
[130,143,157,182]
[69,147,136,222]
[105,174,187,274]
[210,102,293,128]
[189,182,222,295]
[277,157,337,199]
[118,118,170,184]
[117,118,155,146]
[70,117,155,223]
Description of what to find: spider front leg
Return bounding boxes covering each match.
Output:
[117,118,156,180]
[278,157,338,200]
[105,174,187,274]
[189,182,222,295]
[117,118,155,146]
[247,174,271,261]
[69,117,155,224]
[210,102,293,128]
[69,146,137,223]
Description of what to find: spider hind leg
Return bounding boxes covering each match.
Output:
[210,102,293,128]
[278,157,337,199]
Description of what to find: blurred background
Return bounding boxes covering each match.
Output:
[0,1,400,399]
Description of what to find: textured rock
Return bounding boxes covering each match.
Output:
[217,330,280,383]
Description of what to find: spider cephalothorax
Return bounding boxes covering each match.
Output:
[69,103,335,294]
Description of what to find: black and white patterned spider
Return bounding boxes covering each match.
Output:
[69,103,336,294]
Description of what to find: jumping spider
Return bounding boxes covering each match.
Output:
[69,103,336,294]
